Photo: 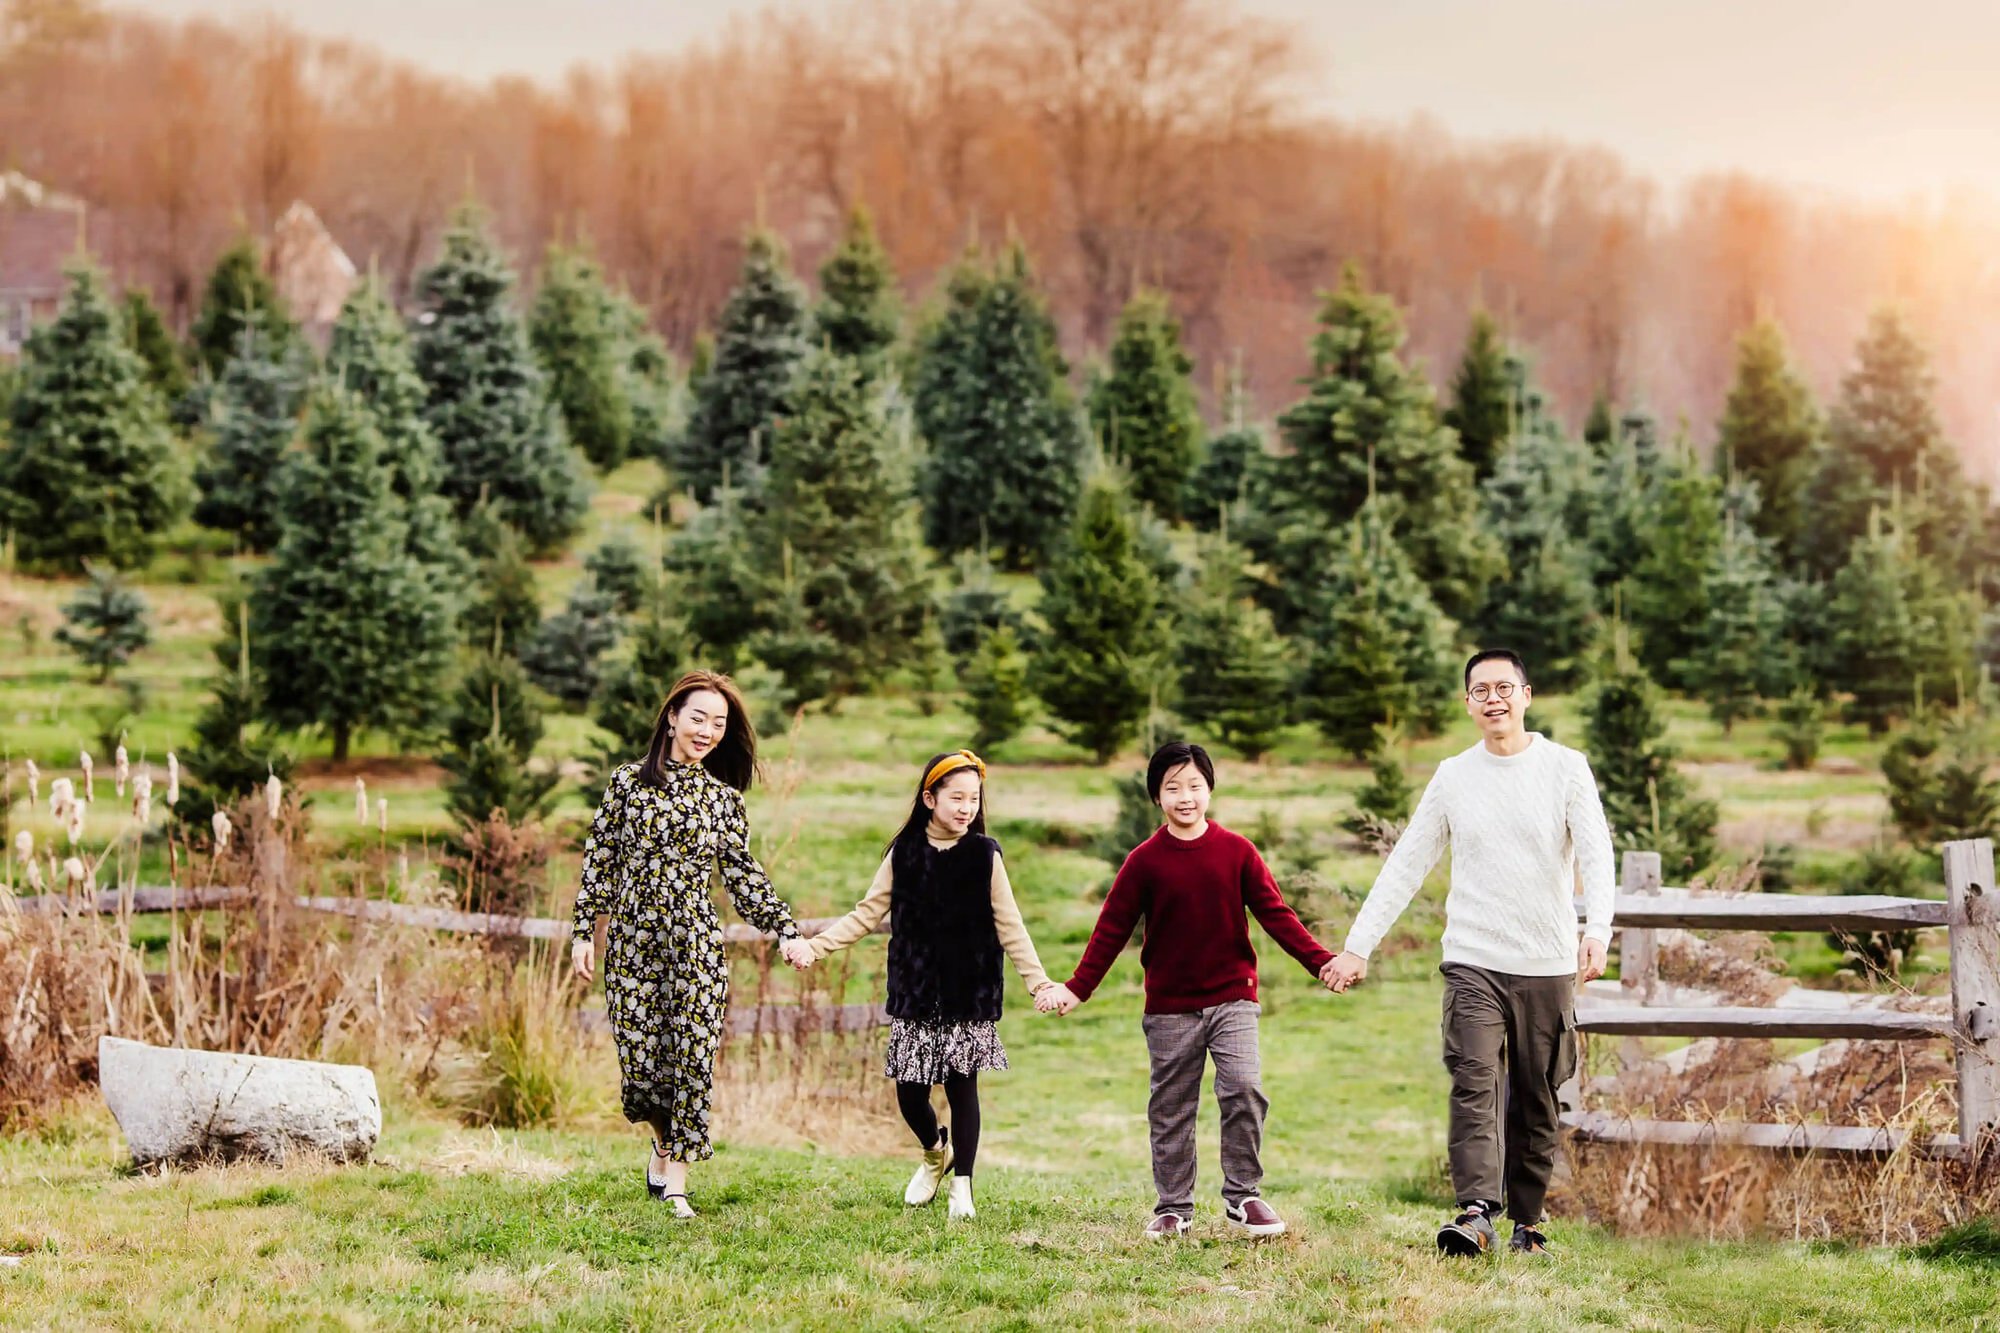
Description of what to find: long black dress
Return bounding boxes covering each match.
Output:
[573,760,799,1159]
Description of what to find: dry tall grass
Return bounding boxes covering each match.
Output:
[1561,927,1999,1243]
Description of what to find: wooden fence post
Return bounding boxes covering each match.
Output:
[1945,838,2000,1157]
[1619,850,1663,1002]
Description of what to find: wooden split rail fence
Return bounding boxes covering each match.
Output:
[1567,838,1999,1160]
[12,884,892,1042]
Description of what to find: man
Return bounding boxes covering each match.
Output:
[1323,649,1614,1257]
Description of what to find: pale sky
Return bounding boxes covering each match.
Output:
[130,0,2000,205]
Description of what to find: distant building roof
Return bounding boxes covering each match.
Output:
[0,171,84,302]
[269,200,356,327]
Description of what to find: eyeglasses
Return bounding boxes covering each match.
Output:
[1468,682,1520,703]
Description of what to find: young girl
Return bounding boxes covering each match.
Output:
[782,750,1056,1220]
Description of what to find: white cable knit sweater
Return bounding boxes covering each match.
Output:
[1343,734,1616,976]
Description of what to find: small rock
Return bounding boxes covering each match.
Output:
[98,1036,381,1168]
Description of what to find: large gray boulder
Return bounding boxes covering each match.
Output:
[97,1036,381,1167]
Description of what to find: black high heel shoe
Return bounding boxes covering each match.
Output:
[646,1140,670,1201]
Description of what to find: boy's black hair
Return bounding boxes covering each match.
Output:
[1464,648,1530,691]
[1146,741,1216,804]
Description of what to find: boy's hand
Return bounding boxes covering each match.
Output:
[1036,982,1080,1015]
[1321,951,1367,992]
[1577,937,1607,983]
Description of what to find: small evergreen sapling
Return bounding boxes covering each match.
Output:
[55,565,152,682]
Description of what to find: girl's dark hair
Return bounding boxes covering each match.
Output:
[1146,741,1215,804]
[886,751,988,858]
[637,670,759,792]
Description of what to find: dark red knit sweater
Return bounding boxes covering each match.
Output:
[1067,821,1334,1014]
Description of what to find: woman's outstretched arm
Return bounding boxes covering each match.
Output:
[716,788,800,939]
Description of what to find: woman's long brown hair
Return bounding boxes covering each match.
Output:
[636,670,759,792]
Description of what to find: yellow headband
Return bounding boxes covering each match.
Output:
[923,750,987,790]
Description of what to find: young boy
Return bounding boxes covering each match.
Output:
[1039,741,1335,1239]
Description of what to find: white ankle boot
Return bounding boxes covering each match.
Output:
[947,1175,975,1220]
[904,1128,953,1206]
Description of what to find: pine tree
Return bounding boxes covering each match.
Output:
[120,288,189,405]
[1676,504,1793,732]
[188,236,298,377]
[1184,359,1263,531]
[611,287,678,466]
[1254,264,1500,625]
[1089,290,1202,521]
[1825,512,1979,734]
[1474,369,1600,690]
[1175,540,1292,760]
[1298,511,1458,756]
[529,242,636,472]
[583,535,650,614]
[0,262,189,572]
[937,550,1027,660]
[914,245,1085,569]
[909,608,954,717]
[1032,476,1164,762]
[251,384,457,760]
[1717,318,1819,572]
[814,205,901,371]
[1584,654,1718,875]
[750,572,841,713]
[1773,686,1825,771]
[1628,457,1725,690]
[325,276,465,589]
[519,579,622,710]
[1801,307,1958,580]
[591,587,687,755]
[461,508,543,658]
[414,201,590,554]
[1442,309,1512,481]
[1350,723,1414,829]
[438,653,560,826]
[964,623,1031,750]
[54,564,151,682]
[175,594,295,831]
[192,329,304,552]
[671,229,811,501]
[750,350,929,700]
[663,487,765,670]
[1093,769,1163,868]
[1582,392,1616,454]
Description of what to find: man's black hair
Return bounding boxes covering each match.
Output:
[1464,648,1530,691]
[1146,741,1216,804]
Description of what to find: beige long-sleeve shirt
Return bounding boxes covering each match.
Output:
[807,829,1053,995]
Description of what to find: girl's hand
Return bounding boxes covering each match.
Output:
[780,937,816,970]
[571,938,595,982]
[1036,983,1080,1015]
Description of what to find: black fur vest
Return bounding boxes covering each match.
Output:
[885,832,1005,1024]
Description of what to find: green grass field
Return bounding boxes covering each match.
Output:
[2,461,1990,1329]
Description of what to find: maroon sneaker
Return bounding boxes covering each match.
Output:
[1145,1212,1192,1240]
[1226,1198,1287,1237]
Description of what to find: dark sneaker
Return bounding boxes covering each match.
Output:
[1509,1223,1553,1256]
[1145,1212,1192,1240]
[1225,1197,1287,1237]
[1436,1202,1498,1256]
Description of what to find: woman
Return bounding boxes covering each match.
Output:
[571,670,803,1217]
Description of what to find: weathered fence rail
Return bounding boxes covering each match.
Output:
[1567,837,1999,1160]
[15,884,892,1035]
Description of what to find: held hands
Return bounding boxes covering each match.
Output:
[1577,936,1608,983]
[779,937,816,971]
[1035,982,1081,1016]
[1320,951,1367,993]
[570,939,595,982]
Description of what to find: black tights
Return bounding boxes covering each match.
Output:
[895,1075,980,1177]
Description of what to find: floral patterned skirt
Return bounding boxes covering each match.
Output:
[883,1018,1008,1084]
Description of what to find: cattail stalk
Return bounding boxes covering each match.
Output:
[166,752,179,806]
[115,744,129,797]
[80,749,94,802]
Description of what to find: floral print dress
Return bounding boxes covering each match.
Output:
[573,760,799,1159]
